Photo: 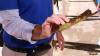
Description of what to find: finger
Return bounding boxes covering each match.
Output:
[52,15,65,25]
[57,14,70,22]
[47,17,61,25]
[58,18,65,25]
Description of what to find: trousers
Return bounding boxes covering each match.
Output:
[2,45,53,56]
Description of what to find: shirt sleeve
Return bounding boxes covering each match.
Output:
[0,9,37,44]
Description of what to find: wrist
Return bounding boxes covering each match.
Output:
[31,25,42,40]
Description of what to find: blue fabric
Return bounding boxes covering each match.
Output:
[3,31,54,49]
[18,0,53,24]
[0,0,18,10]
[1,0,53,49]
[97,0,100,4]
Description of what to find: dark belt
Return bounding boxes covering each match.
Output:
[5,43,51,56]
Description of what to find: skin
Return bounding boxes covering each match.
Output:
[31,9,93,50]
[31,14,70,50]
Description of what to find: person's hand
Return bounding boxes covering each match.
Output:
[31,14,70,41]
[46,14,70,25]
[56,31,64,50]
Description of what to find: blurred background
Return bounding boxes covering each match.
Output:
[53,0,100,56]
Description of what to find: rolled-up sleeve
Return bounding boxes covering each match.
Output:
[0,9,37,44]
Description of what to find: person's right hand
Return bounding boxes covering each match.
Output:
[31,14,70,40]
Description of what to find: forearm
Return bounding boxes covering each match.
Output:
[0,9,36,44]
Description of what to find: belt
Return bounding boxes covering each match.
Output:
[5,43,51,56]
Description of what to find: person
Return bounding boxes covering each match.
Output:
[0,0,70,56]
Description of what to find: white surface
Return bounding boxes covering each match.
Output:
[65,2,97,16]
[69,0,92,1]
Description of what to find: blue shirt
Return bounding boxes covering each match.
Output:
[0,0,53,49]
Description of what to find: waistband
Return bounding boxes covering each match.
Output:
[5,43,51,56]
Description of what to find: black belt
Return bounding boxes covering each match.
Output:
[5,43,51,56]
